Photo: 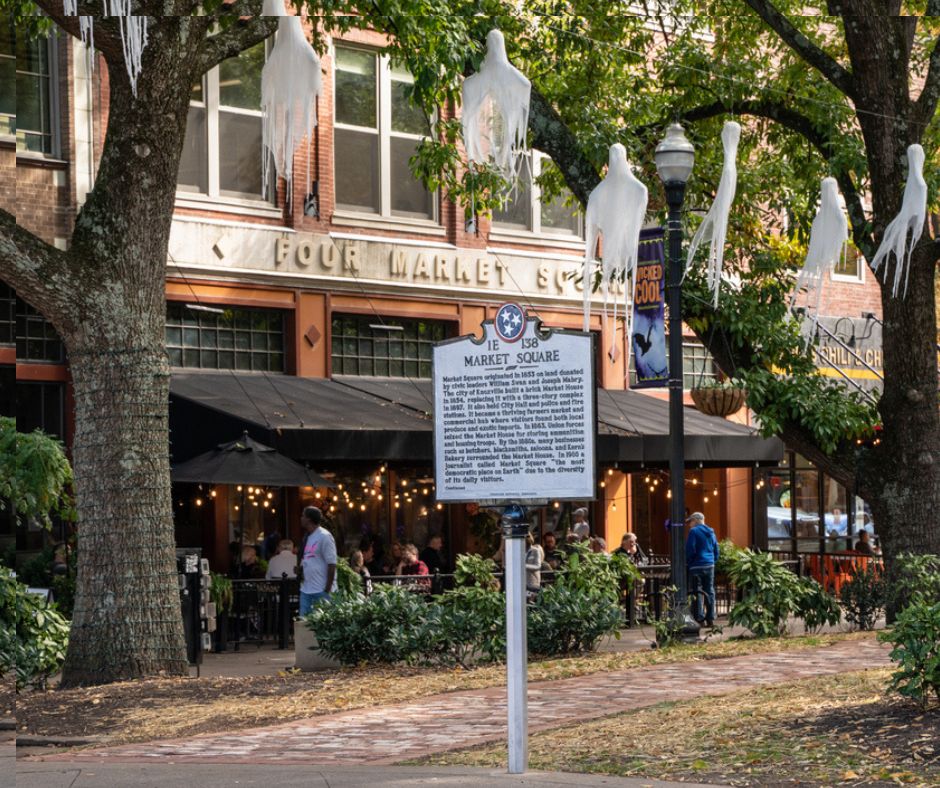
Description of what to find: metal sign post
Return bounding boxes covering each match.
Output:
[432,303,596,776]
[501,504,529,773]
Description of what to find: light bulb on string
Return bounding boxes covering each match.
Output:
[600,481,606,488]
[271,508,276,514]
[209,490,217,498]
[360,504,367,511]
[315,491,321,499]
[263,500,270,508]
[252,501,259,507]
[234,504,240,511]
[553,502,560,509]
[611,502,617,511]
[422,488,429,495]
[329,505,335,512]
[394,502,400,509]
[667,490,672,499]
[380,465,386,473]
[607,468,613,476]
[338,483,344,490]
[435,503,443,511]
[195,498,203,507]
[644,475,650,483]
[236,485,243,492]
[704,496,710,503]
[267,492,273,500]
[713,488,718,496]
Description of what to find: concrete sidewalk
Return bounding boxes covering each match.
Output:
[16,763,718,787]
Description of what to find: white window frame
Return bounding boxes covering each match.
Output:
[5,30,61,159]
[831,195,866,284]
[332,42,439,229]
[490,150,583,246]
[175,43,280,218]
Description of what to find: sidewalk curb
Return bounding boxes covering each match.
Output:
[16,735,98,748]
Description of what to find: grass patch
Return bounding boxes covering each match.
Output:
[18,631,876,748]
[419,669,939,786]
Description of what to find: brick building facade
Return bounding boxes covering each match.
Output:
[1,18,884,567]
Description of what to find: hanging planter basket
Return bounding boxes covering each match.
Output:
[690,386,748,418]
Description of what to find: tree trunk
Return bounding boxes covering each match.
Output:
[62,343,188,685]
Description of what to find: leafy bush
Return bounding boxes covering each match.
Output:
[306,585,432,665]
[839,564,886,631]
[0,566,70,690]
[879,595,940,708]
[726,548,803,637]
[556,546,640,601]
[715,539,745,578]
[794,577,841,633]
[528,584,621,656]
[454,553,499,589]
[335,557,362,596]
[209,572,233,614]
[889,553,940,615]
[434,586,505,665]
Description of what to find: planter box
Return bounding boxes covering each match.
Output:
[293,620,342,671]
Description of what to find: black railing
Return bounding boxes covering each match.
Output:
[223,577,298,651]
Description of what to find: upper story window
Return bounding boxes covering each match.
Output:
[333,45,434,221]
[178,41,273,203]
[492,152,581,238]
[166,303,286,372]
[0,20,56,154]
[0,283,14,345]
[331,314,449,378]
[682,341,719,389]
[831,242,864,282]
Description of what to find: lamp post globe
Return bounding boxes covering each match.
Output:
[656,122,700,638]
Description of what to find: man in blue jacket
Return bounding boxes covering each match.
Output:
[685,512,719,627]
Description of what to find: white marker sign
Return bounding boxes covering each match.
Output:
[433,304,596,502]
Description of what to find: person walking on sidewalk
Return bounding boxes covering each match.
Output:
[298,506,337,616]
[685,512,719,627]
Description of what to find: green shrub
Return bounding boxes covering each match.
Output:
[454,553,499,589]
[335,557,362,596]
[715,539,745,578]
[557,544,640,600]
[528,584,621,656]
[726,548,803,637]
[209,572,233,614]
[795,577,841,633]
[0,566,70,690]
[839,565,886,631]
[434,585,505,665]
[890,553,940,615]
[306,585,432,665]
[879,595,940,708]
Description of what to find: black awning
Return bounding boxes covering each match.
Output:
[170,373,783,469]
[170,372,432,464]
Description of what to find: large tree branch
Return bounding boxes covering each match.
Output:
[914,27,940,130]
[0,209,76,336]
[528,87,601,207]
[635,99,874,261]
[34,1,124,59]
[742,0,856,100]
[198,13,279,70]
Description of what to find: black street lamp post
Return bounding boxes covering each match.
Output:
[654,123,700,633]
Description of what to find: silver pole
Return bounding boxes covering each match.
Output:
[502,510,528,774]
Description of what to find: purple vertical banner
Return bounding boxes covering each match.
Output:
[632,228,667,388]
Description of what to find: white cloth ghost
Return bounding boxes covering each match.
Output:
[63,1,148,97]
[582,143,649,366]
[686,121,740,306]
[260,0,322,204]
[792,177,848,344]
[870,143,927,298]
[461,29,531,178]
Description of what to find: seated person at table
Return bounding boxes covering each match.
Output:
[383,542,404,575]
[614,533,648,564]
[542,532,565,569]
[265,539,297,579]
[235,545,266,579]
[420,534,449,574]
[399,543,431,590]
[348,549,373,594]
[854,529,880,556]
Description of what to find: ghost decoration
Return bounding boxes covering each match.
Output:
[461,29,531,178]
[582,143,649,364]
[686,121,740,306]
[260,0,322,204]
[63,1,148,97]
[791,177,848,344]
[870,144,927,298]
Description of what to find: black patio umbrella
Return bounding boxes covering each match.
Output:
[171,432,334,488]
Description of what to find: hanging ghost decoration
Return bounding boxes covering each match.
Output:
[582,143,649,364]
[260,0,322,204]
[63,1,148,97]
[461,29,531,178]
[870,144,927,298]
[791,177,848,344]
[686,120,740,306]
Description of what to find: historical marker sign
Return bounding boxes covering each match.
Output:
[433,305,596,502]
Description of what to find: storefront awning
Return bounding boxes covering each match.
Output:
[170,372,783,468]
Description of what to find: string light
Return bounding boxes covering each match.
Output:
[315,491,321,499]
[435,503,443,510]
[600,480,606,488]
[195,498,203,507]
[704,496,710,503]
[553,501,560,509]
[267,492,273,500]
[360,503,367,511]
[607,468,614,476]
[209,490,217,498]
[234,504,240,511]
[329,505,335,512]
[236,485,243,492]
[271,508,276,514]
[394,502,400,508]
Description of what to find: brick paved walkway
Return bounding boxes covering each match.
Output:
[39,638,890,766]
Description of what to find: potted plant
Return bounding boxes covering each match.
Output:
[690,378,748,417]
[209,572,234,652]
